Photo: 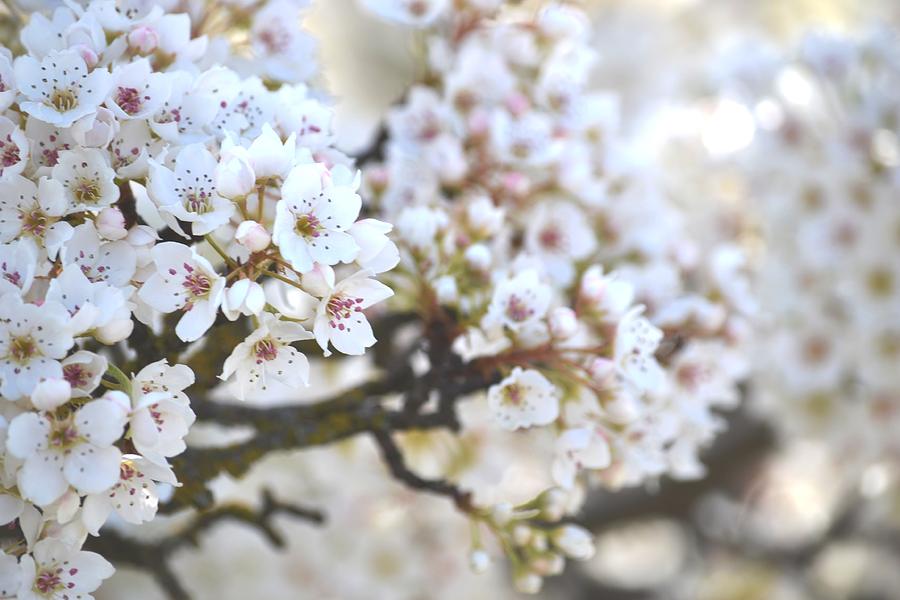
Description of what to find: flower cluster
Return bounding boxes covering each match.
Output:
[720,30,900,468]
[362,1,751,590]
[0,0,393,594]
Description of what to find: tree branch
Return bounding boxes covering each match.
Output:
[85,490,323,600]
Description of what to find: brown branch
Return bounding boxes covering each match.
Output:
[84,490,323,600]
[371,428,473,512]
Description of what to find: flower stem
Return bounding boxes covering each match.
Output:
[205,235,238,269]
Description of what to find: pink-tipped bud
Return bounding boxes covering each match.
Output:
[235,220,271,253]
[72,44,99,68]
[215,152,256,199]
[128,26,159,54]
[501,171,530,197]
[505,92,530,117]
[96,207,128,240]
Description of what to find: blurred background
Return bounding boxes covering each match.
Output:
[99,0,900,598]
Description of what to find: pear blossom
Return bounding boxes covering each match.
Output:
[45,266,132,342]
[17,538,114,600]
[61,351,107,398]
[222,279,266,320]
[552,427,612,488]
[0,175,71,255]
[273,163,362,273]
[148,144,235,236]
[487,367,559,430]
[6,392,128,505]
[249,0,316,83]
[52,148,119,213]
[0,294,74,401]
[0,239,38,297]
[107,58,172,120]
[81,455,177,534]
[313,270,394,356]
[0,116,28,179]
[128,359,195,465]
[138,242,225,342]
[483,270,552,332]
[61,222,136,288]
[220,312,313,400]
[14,49,111,128]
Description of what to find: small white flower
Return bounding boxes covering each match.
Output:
[312,270,394,356]
[61,222,136,288]
[138,242,225,342]
[61,350,107,398]
[348,219,400,274]
[215,145,256,199]
[0,239,38,297]
[17,538,114,600]
[0,116,28,179]
[52,149,119,214]
[70,107,119,148]
[0,175,71,256]
[45,266,132,341]
[81,455,177,534]
[551,427,612,488]
[487,367,559,430]
[250,0,317,82]
[484,270,552,332]
[6,392,128,505]
[129,360,195,466]
[222,279,266,320]
[525,201,597,286]
[246,124,295,180]
[614,307,665,390]
[0,294,74,401]
[148,144,235,236]
[14,49,111,128]
[108,58,172,120]
[273,163,362,273]
[220,312,313,400]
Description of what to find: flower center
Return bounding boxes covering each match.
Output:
[538,226,562,250]
[505,294,533,323]
[49,421,81,449]
[34,569,65,595]
[50,88,78,112]
[115,86,143,115]
[253,338,278,363]
[258,27,291,54]
[72,177,102,205]
[20,207,49,237]
[63,363,90,389]
[120,460,137,481]
[326,294,364,330]
[9,335,37,364]
[183,190,212,214]
[0,142,20,167]
[501,383,523,406]
[182,271,212,300]
[294,213,322,238]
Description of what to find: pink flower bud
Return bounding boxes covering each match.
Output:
[96,207,128,240]
[128,26,159,54]
[72,44,99,68]
[505,92,530,117]
[501,171,530,197]
[235,220,271,253]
